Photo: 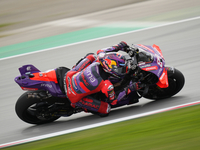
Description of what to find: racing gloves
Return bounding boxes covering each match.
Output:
[125,81,145,95]
[116,81,145,103]
[113,41,130,52]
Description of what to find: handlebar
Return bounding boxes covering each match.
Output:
[126,46,139,70]
[126,47,139,57]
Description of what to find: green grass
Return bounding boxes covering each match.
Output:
[0,23,16,38]
[0,23,16,30]
[5,104,200,150]
[0,23,13,28]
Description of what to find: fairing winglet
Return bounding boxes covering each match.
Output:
[156,68,169,88]
[153,44,164,59]
[19,65,40,75]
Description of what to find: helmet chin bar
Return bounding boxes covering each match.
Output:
[103,68,121,79]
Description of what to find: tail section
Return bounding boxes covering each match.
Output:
[19,64,40,75]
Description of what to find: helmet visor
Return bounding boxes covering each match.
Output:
[113,63,127,75]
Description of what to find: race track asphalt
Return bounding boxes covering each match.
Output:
[0,17,200,144]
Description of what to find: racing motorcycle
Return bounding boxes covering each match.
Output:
[14,44,185,124]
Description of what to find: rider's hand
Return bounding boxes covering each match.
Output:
[128,81,145,91]
[113,41,129,51]
[118,41,129,52]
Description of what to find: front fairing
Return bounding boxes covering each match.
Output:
[135,44,169,88]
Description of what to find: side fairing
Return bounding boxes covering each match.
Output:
[135,44,169,88]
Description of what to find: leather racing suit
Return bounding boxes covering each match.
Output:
[64,42,140,114]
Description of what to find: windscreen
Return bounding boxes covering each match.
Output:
[137,50,154,63]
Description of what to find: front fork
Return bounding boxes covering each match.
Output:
[165,66,175,77]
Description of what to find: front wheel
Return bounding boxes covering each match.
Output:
[15,91,60,125]
[142,68,185,100]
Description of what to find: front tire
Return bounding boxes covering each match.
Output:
[15,91,60,125]
[142,68,185,100]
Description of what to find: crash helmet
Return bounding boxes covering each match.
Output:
[98,52,129,78]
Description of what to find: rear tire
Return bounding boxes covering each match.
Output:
[142,68,185,100]
[15,91,60,125]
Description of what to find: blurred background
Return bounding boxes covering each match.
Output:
[0,0,200,47]
[1,0,200,148]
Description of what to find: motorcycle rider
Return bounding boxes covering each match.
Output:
[64,41,143,115]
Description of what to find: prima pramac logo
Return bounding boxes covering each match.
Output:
[86,68,96,83]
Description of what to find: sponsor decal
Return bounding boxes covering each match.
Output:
[21,87,38,91]
[72,77,78,92]
[86,68,96,83]
[80,100,99,109]
[108,85,114,90]
[155,54,163,68]
[84,98,93,103]
[41,83,52,88]
[67,77,76,95]
[81,72,89,86]
[104,58,118,70]
[157,68,163,77]
[78,59,90,71]
[160,71,165,80]
[108,90,115,100]
[139,64,151,68]
[142,66,158,71]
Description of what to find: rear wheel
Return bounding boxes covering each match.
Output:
[142,68,185,100]
[15,91,60,125]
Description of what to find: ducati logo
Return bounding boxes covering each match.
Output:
[27,66,31,71]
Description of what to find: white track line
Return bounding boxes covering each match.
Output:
[0,16,200,61]
[1,100,200,149]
